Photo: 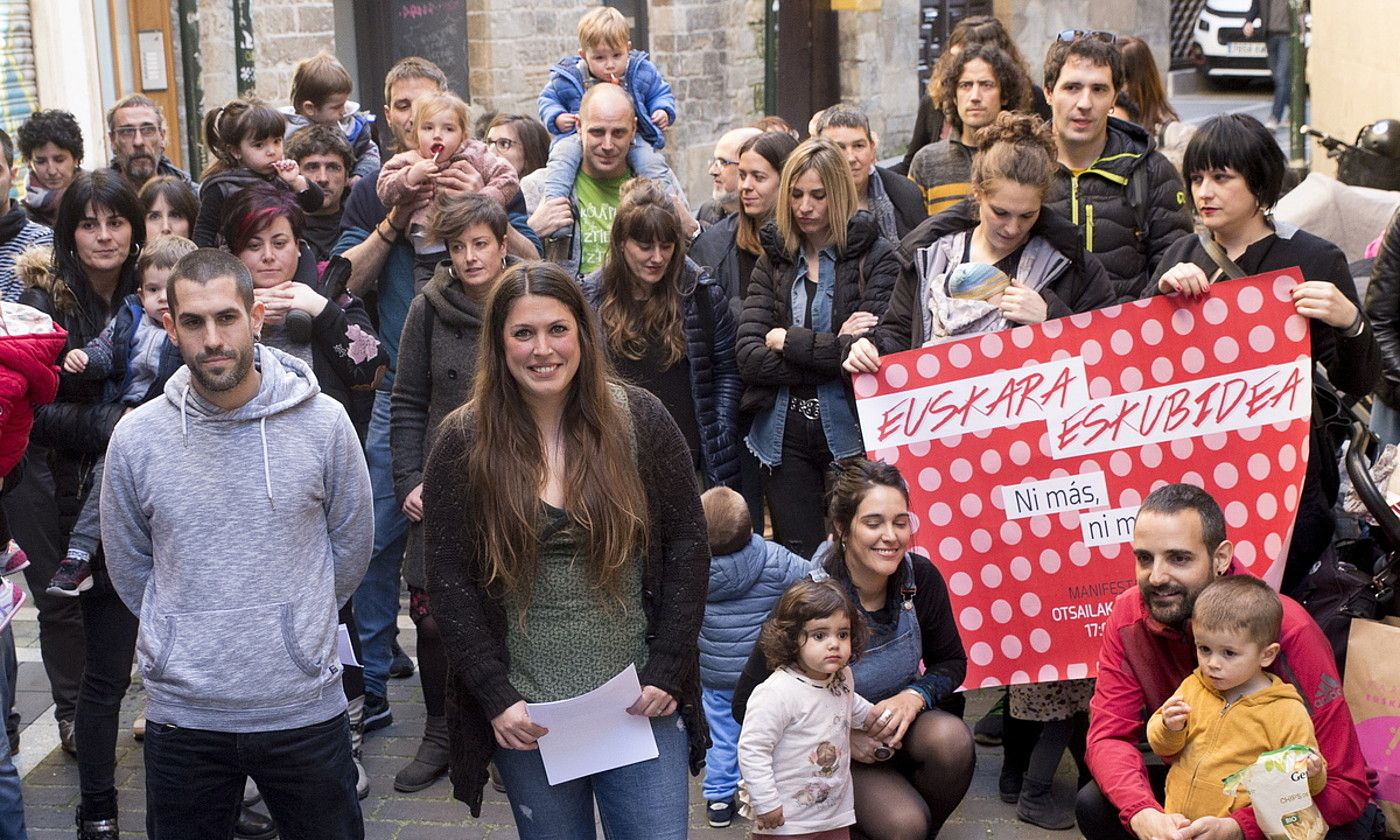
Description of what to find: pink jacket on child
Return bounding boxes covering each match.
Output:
[376,138,519,231]
[0,301,67,478]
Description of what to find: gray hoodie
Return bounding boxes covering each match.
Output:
[101,344,373,732]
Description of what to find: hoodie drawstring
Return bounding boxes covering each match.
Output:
[259,416,274,507]
[179,383,276,508]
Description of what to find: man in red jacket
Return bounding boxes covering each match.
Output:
[1078,483,1381,840]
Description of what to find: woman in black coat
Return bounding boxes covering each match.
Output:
[581,178,742,490]
[736,139,900,558]
[846,112,1115,374]
[1151,114,1380,594]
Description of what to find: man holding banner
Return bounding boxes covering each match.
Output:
[1077,484,1379,840]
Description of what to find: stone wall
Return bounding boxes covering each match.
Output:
[1308,0,1400,176]
[995,0,1171,89]
[193,0,337,114]
[837,0,921,161]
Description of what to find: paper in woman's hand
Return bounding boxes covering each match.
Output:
[525,663,659,785]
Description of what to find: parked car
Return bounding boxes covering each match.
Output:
[1188,0,1270,84]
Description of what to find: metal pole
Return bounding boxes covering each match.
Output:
[233,0,254,95]
[177,0,205,179]
[1288,0,1307,173]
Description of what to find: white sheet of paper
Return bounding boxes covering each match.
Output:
[526,663,658,785]
[337,624,361,668]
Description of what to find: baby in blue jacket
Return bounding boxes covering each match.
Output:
[698,486,811,829]
[537,6,676,200]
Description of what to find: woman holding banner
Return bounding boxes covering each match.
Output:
[732,457,974,839]
[1149,113,1381,594]
[736,139,900,558]
[843,112,1116,830]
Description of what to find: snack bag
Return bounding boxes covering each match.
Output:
[1222,745,1326,840]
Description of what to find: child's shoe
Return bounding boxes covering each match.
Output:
[47,554,93,597]
[0,578,25,632]
[0,540,28,576]
[707,798,735,828]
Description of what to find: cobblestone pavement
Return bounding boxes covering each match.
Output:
[9,579,1083,839]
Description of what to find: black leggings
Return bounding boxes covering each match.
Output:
[407,586,445,717]
[1002,711,1090,787]
[849,708,976,840]
[76,570,139,820]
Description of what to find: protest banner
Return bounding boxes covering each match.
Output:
[853,271,1313,688]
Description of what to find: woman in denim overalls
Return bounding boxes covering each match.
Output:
[734,459,975,838]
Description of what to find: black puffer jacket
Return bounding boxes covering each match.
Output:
[1365,207,1400,409]
[736,210,899,415]
[1044,117,1191,302]
[875,200,1117,353]
[689,213,745,321]
[581,259,743,490]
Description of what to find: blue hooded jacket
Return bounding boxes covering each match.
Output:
[699,534,810,689]
[538,50,676,150]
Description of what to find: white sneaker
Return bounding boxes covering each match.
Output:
[1265,117,1282,130]
[0,579,24,632]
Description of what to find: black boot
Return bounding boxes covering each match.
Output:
[1017,777,1076,831]
[76,811,119,840]
[233,806,277,840]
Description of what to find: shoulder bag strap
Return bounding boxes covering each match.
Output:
[1197,232,1248,281]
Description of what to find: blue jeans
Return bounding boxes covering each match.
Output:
[144,713,362,840]
[1268,33,1292,121]
[494,713,689,840]
[701,687,740,801]
[0,628,27,839]
[352,390,408,698]
[542,134,673,200]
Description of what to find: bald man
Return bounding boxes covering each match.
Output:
[697,126,762,226]
[530,83,693,276]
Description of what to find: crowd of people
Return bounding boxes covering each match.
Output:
[0,5,1392,840]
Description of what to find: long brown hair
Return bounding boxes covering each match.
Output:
[1117,36,1180,137]
[736,131,799,256]
[598,179,686,367]
[454,262,648,616]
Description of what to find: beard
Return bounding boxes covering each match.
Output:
[188,345,253,394]
[1141,581,1197,626]
[122,153,156,181]
[712,186,738,206]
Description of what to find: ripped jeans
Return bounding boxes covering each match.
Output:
[493,713,689,839]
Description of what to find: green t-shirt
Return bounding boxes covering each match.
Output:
[575,169,629,276]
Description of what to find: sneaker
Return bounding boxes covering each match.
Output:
[389,640,416,679]
[1265,116,1282,130]
[707,798,735,828]
[58,718,76,757]
[47,555,93,597]
[363,692,392,734]
[0,541,28,576]
[0,580,23,632]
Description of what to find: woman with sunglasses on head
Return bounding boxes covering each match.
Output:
[1150,113,1381,595]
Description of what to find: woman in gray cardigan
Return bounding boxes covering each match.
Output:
[389,192,519,792]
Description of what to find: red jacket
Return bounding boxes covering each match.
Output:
[0,305,66,478]
[1087,562,1372,838]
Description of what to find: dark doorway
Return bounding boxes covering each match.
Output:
[766,0,840,139]
[918,0,994,95]
[352,1,470,153]
[606,0,649,53]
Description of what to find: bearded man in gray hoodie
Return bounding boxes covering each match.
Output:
[100,248,373,839]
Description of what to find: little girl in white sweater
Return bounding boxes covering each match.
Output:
[738,579,882,838]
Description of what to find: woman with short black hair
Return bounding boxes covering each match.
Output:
[1151,113,1381,593]
[17,109,85,227]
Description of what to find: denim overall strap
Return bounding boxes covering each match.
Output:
[848,555,923,702]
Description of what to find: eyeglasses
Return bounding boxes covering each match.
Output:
[1057,29,1118,44]
[708,156,740,170]
[113,124,161,141]
[486,137,516,152]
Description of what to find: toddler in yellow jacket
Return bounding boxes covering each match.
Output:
[1147,576,1325,820]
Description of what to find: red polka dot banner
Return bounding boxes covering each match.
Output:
[852,272,1312,689]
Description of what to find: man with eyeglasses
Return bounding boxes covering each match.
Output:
[696,126,760,227]
[106,94,195,191]
[1041,33,1190,302]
